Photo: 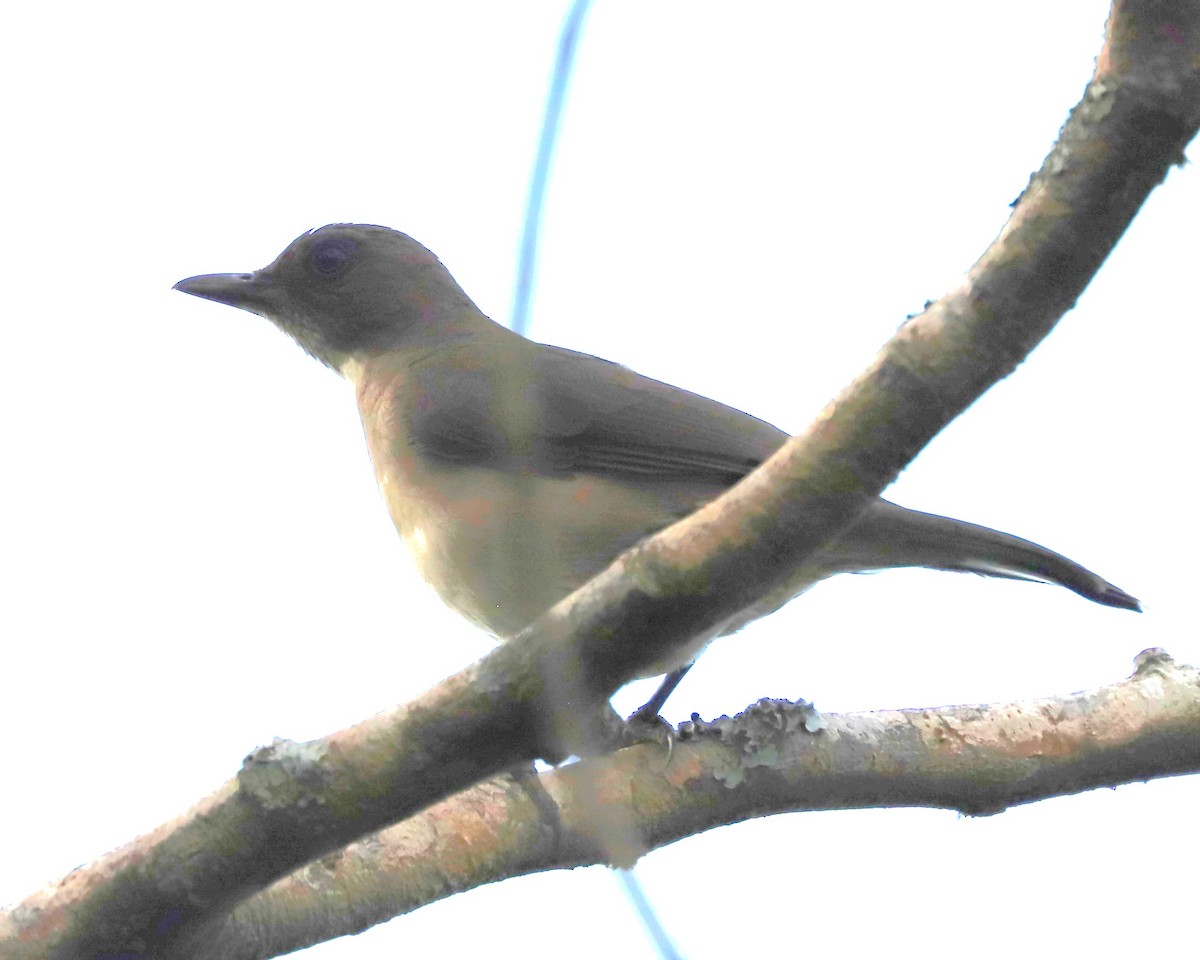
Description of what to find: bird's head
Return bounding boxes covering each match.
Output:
[174,224,484,372]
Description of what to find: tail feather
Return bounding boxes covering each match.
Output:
[830,500,1141,612]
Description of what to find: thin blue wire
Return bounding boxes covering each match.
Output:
[618,869,683,960]
[510,0,591,337]
[511,7,680,958]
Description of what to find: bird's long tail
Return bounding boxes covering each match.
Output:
[830,499,1141,611]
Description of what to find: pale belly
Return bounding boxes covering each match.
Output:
[377,463,711,642]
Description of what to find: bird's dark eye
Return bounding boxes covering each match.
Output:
[311,236,357,277]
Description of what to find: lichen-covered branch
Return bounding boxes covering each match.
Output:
[192,650,1200,959]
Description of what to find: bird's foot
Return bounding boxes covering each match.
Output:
[621,705,678,765]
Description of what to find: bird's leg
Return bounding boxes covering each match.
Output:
[630,664,693,723]
[506,762,562,846]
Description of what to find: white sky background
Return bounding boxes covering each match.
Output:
[3,2,1196,957]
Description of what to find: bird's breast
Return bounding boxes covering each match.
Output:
[351,362,789,668]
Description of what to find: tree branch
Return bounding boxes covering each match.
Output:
[193,649,1200,958]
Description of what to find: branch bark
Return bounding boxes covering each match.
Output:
[2,1,1197,957]
[194,649,1200,959]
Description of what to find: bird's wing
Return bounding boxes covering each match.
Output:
[406,340,789,486]
[531,345,789,483]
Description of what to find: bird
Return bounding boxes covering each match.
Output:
[174,223,1139,710]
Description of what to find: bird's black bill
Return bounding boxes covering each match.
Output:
[1091,581,1142,612]
[173,272,274,315]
